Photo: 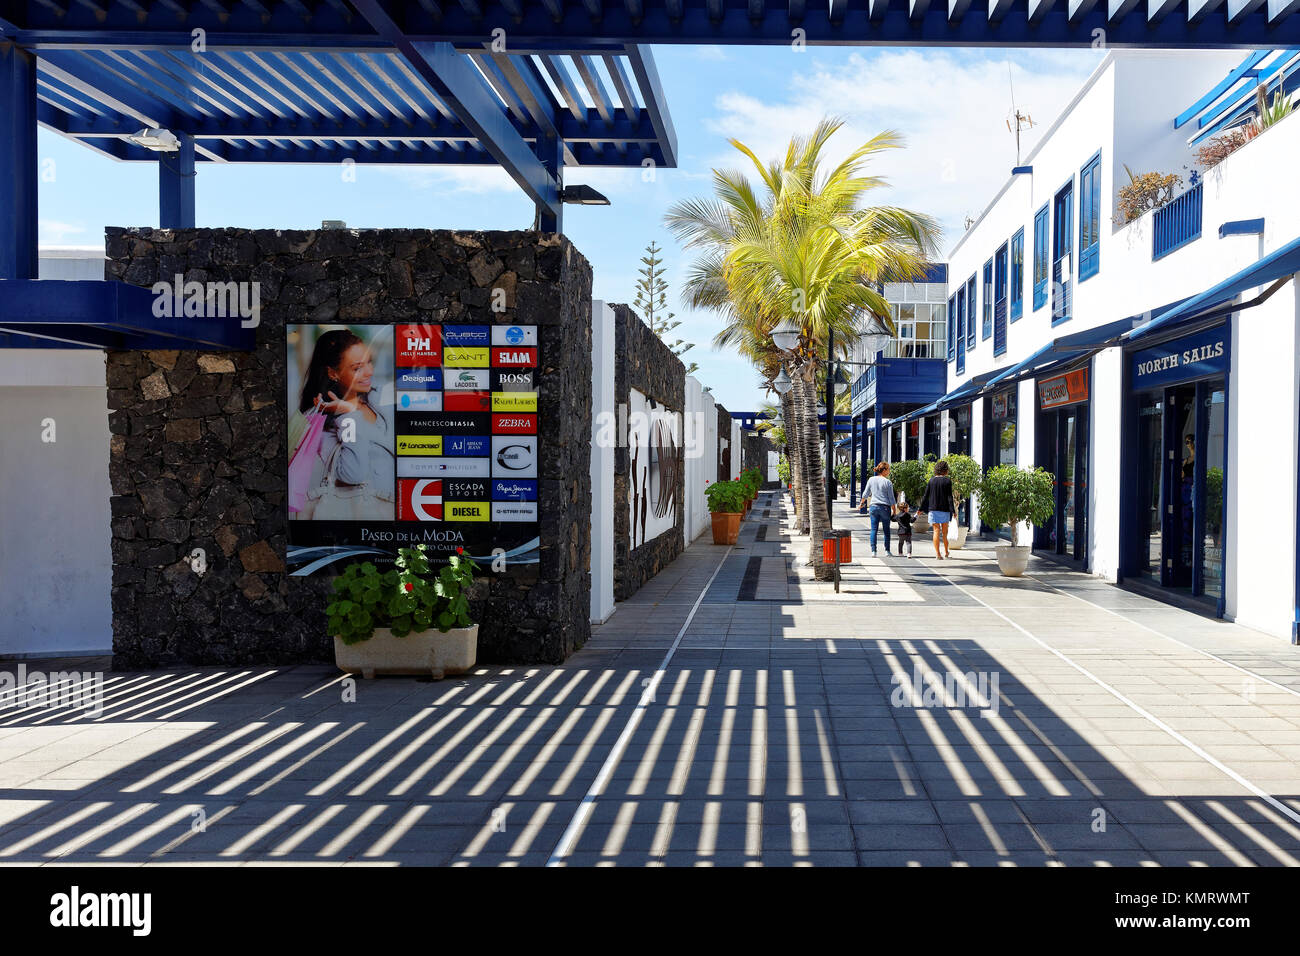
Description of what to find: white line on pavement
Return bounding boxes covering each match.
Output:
[545,544,734,866]
[926,561,1300,828]
[1024,571,1300,700]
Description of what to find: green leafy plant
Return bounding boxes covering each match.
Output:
[926,454,983,526]
[1253,84,1293,134]
[977,465,1056,547]
[834,462,851,489]
[738,467,763,500]
[1206,466,1224,533]
[1116,165,1183,224]
[634,241,698,375]
[888,459,928,509]
[777,455,791,485]
[705,479,746,514]
[326,545,479,645]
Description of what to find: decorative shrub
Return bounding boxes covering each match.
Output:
[888,459,928,509]
[1206,466,1224,533]
[327,544,478,645]
[706,479,746,514]
[1116,166,1183,224]
[739,467,762,500]
[925,453,982,526]
[777,455,791,485]
[1197,127,1254,170]
[977,465,1056,547]
[834,462,851,489]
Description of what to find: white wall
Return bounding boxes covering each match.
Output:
[589,301,615,624]
[729,419,742,480]
[0,350,113,657]
[683,375,711,545]
[1089,347,1125,581]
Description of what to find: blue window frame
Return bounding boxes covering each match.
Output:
[965,275,976,352]
[981,259,993,340]
[1032,204,1049,311]
[956,287,966,374]
[1052,179,1074,325]
[1010,228,1024,322]
[947,294,956,361]
[1079,151,1101,281]
[993,243,1008,357]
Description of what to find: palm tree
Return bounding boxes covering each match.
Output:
[667,118,940,579]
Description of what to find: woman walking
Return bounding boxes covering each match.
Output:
[918,459,958,559]
[860,461,897,557]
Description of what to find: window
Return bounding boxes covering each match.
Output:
[1032,204,1049,311]
[1010,228,1024,322]
[965,275,976,351]
[993,243,1008,357]
[981,259,993,340]
[946,295,955,361]
[1053,180,1074,324]
[1079,152,1101,281]
[956,287,966,374]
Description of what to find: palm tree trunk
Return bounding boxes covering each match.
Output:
[792,371,815,536]
[795,364,832,579]
[780,386,802,527]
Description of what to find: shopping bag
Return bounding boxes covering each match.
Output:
[287,412,326,513]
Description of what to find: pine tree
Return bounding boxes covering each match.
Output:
[634,241,699,375]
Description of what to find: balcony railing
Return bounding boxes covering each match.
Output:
[1153,182,1203,260]
[880,336,946,359]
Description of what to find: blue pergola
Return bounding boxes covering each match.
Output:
[1,5,679,347]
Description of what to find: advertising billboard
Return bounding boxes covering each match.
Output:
[285,322,540,574]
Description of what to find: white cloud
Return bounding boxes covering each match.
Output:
[38,219,88,243]
[371,164,516,194]
[701,49,1104,257]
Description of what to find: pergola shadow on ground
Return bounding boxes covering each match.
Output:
[1,493,1298,866]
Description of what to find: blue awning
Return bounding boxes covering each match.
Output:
[980,313,1150,390]
[1127,234,1300,342]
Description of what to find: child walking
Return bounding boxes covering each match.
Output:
[894,503,917,557]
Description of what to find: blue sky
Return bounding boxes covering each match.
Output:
[36,44,1104,411]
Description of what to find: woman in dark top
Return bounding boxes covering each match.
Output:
[918,459,957,560]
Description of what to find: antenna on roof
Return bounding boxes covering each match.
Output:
[1005,64,1036,165]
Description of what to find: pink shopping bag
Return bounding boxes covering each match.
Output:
[288,411,325,513]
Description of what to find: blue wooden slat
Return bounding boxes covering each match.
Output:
[1173,48,1268,127]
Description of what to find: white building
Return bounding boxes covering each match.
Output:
[908,49,1300,641]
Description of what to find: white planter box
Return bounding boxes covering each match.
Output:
[995,545,1031,577]
[334,624,478,680]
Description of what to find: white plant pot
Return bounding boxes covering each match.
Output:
[334,624,479,680]
[948,525,968,550]
[913,512,930,533]
[995,545,1031,577]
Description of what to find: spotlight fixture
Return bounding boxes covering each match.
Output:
[560,184,611,206]
[128,128,181,152]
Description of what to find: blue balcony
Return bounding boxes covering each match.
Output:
[1153,183,1203,261]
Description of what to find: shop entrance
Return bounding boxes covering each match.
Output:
[1034,368,1089,566]
[1131,377,1226,608]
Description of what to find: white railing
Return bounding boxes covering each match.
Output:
[880,336,946,359]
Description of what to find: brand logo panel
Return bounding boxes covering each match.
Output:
[397,479,443,521]
[492,435,538,478]
[395,368,443,391]
[492,501,538,522]
[397,390,442,411]
[445,369,490,391]
[491,347,537,368]
[399,412,490,436]
[442,435,490,457]
[492,479,537,501]
[444,479,488,501]
[396,434,443,456]
[443,346,489,368]
[445,390,492,412]
[397,457,490,478]
[441,325,490,347]
[445,501,490,522]
[491,325,537,347]
[491,392,538,413]
[396,325,442,367]
[491,369,535,392]
[492,414,537,435]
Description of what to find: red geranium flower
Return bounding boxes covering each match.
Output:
[456,546,464,555]
[404,582,414,592]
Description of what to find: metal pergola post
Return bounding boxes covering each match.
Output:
[1,41,38,281]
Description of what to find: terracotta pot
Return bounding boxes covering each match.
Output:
[334,624,478,680]
[711,511,742,545]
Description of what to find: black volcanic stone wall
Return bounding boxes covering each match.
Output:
[105,226,592,667]
[715,402,733,480]
[742,431,779,486]
[611,303,685,602]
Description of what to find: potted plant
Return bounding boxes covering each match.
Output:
[834,462,851,498]
[977,465,1056,577]
[706,479,746,544]
[937,454,982,550]
[889,459,928,530]
[739,468,762,516]
[327,544,480,679]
